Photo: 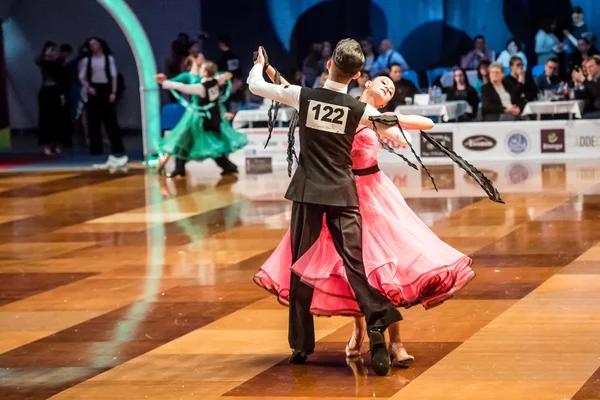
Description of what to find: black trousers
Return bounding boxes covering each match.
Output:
[38,86,65,146]
[288,201,402,351]
[172,154,238,174]
[87,83,125,155]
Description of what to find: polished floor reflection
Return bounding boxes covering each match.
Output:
[1,159,600,399]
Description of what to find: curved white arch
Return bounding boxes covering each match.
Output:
[96,0,160,158]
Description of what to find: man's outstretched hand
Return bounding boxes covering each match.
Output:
[253,46,267,68]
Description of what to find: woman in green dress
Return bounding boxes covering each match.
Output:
[155,57,247,178]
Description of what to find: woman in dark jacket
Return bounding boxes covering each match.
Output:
[36,41,68,155]
[446,67,479,121]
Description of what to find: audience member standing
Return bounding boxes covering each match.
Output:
[217,35,242,78]
[370,39,409,76]
[36,42,68,156]
[360,38,376,72]
[79,37,126,166]
[535,17,565,66]
[461,35,495,70]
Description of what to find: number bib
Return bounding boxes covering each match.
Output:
[207,85,220,102]
[306,100,350,134]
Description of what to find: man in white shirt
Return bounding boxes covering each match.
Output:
[369,39,409,76]
[247,39,407,376]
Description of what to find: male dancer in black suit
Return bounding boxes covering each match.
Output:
[248,40,409,376]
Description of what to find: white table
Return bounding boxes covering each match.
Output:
[232,107,295,129]
[395,101,473,122]
[521,100,583,120]
[440,70,479,88]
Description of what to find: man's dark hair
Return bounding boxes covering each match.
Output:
[389,62,402,70]
[60,43,73,53]
[573,6,583,14]
[218,34,232,47]
[331,38,365,82]
[509,56,524,67]
[590,55,600,66]
[547,57,560,65]
[474,34,485,41]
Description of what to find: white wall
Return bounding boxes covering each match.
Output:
[3,0,201,129]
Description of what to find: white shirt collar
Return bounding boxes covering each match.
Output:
[323,79,348,93]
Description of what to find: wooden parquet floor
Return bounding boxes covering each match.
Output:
[1,159,600,400]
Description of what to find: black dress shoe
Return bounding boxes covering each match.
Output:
[369,329,390,376]
[289,349,314,364]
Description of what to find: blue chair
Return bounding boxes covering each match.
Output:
[504,66,511,76]
[426,67,452,86]
[160,103,185,131]
[532,64,545,80]
[403,70,419,88]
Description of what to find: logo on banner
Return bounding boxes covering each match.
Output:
[421,132,453,157]
[462,135,496,151]
[505,131,529,155]
[577,136,600,147]
[421,164,455,190]
[541,129,565,153]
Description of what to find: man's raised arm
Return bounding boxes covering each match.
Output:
[246,46,301,110]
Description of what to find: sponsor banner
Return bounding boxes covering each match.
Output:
[540,129,565,153]
[421,132,453,157]
[237,120,600,166]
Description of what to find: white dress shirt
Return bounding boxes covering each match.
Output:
[78,55,117,84]
[246,64,409,144]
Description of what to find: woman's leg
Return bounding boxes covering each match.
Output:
[388,321,414,368]
[346,316,366,357]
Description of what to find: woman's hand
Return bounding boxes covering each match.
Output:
[87,86,97,96]
[155,73,167,85]
[109,93,117,103]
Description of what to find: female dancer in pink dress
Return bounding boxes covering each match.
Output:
[254,66,475,368]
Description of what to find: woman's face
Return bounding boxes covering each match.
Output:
[507,41,518,55]
[366,76,395,108]
[479,63,490,77]
[89,39,101,53]
[454,70,466,85]
[489,66,503,84]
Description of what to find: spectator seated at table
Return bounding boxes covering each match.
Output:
[503,56,538,112]
[385,63,418,112]
[312,71,329,88]
[535,58,562,92]
[496,38,528,70]
[370,38,409,76]
[446,67,479,121]
[481,63,522,121]
[461,35,496,70]
[573,55,600,119]
[473,60,491,97]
